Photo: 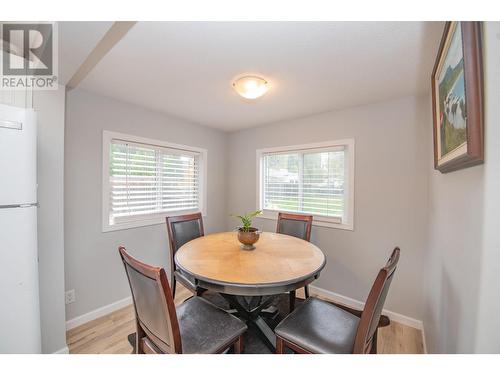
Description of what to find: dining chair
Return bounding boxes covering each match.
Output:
[276,212,313,311]
[274,247,400,354]
[166,212,205,298]
[119,246,247,354]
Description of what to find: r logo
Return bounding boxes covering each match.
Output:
[2,23,53,76]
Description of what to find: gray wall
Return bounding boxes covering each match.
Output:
[475,21,500,352]
[424,162,484,353]
[35,86,67,353]
[423,22,500,354]
[64,89,228,320]
[227,95,430,321]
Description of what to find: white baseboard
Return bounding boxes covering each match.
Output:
[53,346,69,354]
[66,296,132,331]
[308,285,424,330]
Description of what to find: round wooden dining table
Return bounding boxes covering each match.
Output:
[175,231,326,349]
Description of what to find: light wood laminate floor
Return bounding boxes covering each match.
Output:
[67,285,424,354]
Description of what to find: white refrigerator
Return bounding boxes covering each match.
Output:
[0,103,41,353]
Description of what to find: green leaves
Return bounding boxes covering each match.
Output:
[231,210,262,232]
[247,210,262,219]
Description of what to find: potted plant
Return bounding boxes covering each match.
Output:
[233,210,262,250]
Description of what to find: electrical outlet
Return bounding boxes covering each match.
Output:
[65,289,76,305]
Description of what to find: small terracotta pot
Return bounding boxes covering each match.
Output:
[237,227,261,250]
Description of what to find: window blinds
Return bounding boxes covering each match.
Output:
[262,148,345,219]
[109,140,200,224]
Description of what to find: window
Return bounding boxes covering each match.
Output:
[257,139,354,230]
[102,131,207,232]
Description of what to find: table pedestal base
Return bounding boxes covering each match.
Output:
[220,294,278,351]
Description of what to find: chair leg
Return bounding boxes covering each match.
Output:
[135,320,145,354]
[172,276,177,299]
[233,335,244,354]
[304,285,310,299]
[289,290,296,312]
[276,336,285,354]
[370,329,378,354]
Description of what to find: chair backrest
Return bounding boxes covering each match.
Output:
[166,213,204,272]
[276,212,313,242]
[353,247,400,354]
[119,246,182,354]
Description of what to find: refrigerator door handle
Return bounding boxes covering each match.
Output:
[0,203,38,209]
[0,119,23,130]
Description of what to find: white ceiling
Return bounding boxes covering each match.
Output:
[61,22,444,131]
[58,21,113,84]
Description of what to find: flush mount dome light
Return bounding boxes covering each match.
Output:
[232,75,269,99]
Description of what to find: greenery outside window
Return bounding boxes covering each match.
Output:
[257,139,354,230]
[102,131,207,232]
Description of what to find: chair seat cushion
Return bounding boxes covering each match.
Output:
[177,297,247,354]
[274,297,360,354]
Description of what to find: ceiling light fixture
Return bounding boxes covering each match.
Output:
[232,75,269,99]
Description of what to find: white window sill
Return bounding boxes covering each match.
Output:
[103,217,165,233]
[258,210,354,231]
[102,210,206,233]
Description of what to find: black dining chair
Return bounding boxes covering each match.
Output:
[276,212,313,311]
[166,212,205,298]
[274,247,400,354]
[119,246,247,354]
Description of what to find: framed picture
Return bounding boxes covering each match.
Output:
[431,22,484,173]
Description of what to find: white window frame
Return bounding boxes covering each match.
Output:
[256,139,355,231]
[102,130,207,232]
